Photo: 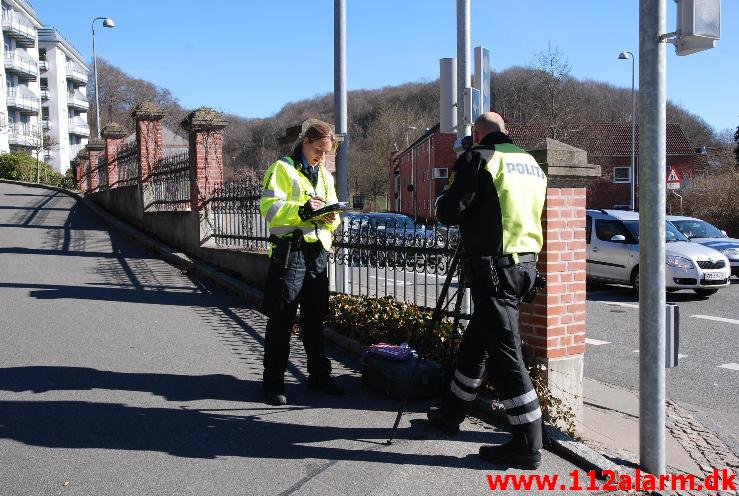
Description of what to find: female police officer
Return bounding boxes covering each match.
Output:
[259,120,343,406]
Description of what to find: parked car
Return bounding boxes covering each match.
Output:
[666,215,739,278]
[586,209,731,295]
[339,212,447,270]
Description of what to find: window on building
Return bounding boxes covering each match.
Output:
[613,167,631,183]
[41,108,49,120]
[38,48,46,61]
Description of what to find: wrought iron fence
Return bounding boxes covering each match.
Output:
[96,153,108,189]
[328,215,468,315]
[210,178,468,315]
[148,152,190,208]
[116,142,139,187]
[211,178,270,251]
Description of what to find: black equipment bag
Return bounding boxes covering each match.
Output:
[361,354,445,400]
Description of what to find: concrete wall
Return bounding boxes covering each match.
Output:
[93,185,269,290]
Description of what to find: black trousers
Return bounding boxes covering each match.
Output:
[261,241,331,393]
[441,256,543,451]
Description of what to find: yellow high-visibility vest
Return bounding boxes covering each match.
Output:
[260,155,341,252]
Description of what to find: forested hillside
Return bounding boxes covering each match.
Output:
[89,47,723,200]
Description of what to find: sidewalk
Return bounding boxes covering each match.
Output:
[3,180,736,495]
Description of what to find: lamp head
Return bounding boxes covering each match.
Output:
[618,51,632,60]
[103,18,115,28]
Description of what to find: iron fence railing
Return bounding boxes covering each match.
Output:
[116,142,139,187]
[211,178,270,251]
[210,178,468,315]
[328,217,467,315]
[96,152,108,189]
[148,152,190,208]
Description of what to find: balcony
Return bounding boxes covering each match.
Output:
[67,90,89,111]
[38,59,47,71]
[43,150,54,160]
[2,10,36,47]
[8,123,36,147]
[41,119,50,130]
[70,143,83,158]
[66,62,88,85]
[4,52,38,80]
[6,88,39,114]
[40,87,49,100]
[68,117,90,137]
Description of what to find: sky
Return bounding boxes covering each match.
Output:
[32,0,738,134]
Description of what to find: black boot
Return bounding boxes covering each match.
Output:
[426,407,461,436]
[263,387,287,406]
[307,375,345,396]
[478,442,541,470]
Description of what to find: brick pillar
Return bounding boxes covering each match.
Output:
[72,158,82,190]
[77,149,90,193]
[86,138,105,193]
[181,107,228,212]
[180,108,228,245]
[132,102,165,209]
[520,138,601,436]
[101,122,128,188]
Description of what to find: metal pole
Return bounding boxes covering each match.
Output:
[92,20,100,138]
[639,0,666,475]
[456,0,470,140]
[334,0,348,202]
[630,53,636,210]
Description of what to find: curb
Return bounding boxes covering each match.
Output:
[3,179,626,477]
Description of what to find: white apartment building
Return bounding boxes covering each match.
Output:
[39,27,89,173]
[0,0,89,174]
[1,0,42,157]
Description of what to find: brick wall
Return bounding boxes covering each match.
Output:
[389,130,456,221]
[520,188,587,359]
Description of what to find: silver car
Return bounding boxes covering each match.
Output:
[586,209,731,296]
[666,215,739,279]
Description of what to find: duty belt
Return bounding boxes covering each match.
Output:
[494,253,537,268]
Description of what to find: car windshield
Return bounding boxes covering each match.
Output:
[621,220,690,243]
[670,219,727,239]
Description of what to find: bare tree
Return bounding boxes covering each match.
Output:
[528,43,580,139]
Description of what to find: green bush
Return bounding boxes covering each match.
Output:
[326,293,577,436]
[0,152,66,188]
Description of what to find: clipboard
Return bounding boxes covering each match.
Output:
[303,202,354,220]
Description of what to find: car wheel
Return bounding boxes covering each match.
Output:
[693,288,719,296]
[631,267,640,293]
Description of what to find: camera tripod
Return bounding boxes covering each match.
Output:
[387,242,466,445]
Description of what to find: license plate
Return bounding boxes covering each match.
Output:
[703,272,725,280]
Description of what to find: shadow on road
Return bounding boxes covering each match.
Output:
[0,366,502,463]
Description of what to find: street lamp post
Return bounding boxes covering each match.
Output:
[618,50,636,210]
[92,17,115,138]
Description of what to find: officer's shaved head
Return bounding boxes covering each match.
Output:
[474,112,507,136]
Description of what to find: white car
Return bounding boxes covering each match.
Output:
[666,215,739,279]
[586,210,731,295]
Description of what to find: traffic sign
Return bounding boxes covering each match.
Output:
[667,166,681,190]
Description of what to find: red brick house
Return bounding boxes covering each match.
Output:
[387,124,456,223]
[388,122,704,219]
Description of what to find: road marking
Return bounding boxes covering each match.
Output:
[585,338,611,346]
[691,315,739,325]
[599,301,639,309]
[633,350,688,358]
[368,275,413,286]
[719,363,739,371]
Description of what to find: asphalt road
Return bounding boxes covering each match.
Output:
[584,279,739,441]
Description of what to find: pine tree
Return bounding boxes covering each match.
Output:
[734,126,739,171]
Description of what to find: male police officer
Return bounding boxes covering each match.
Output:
[427,112,547,469]
[259,120,344,406]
